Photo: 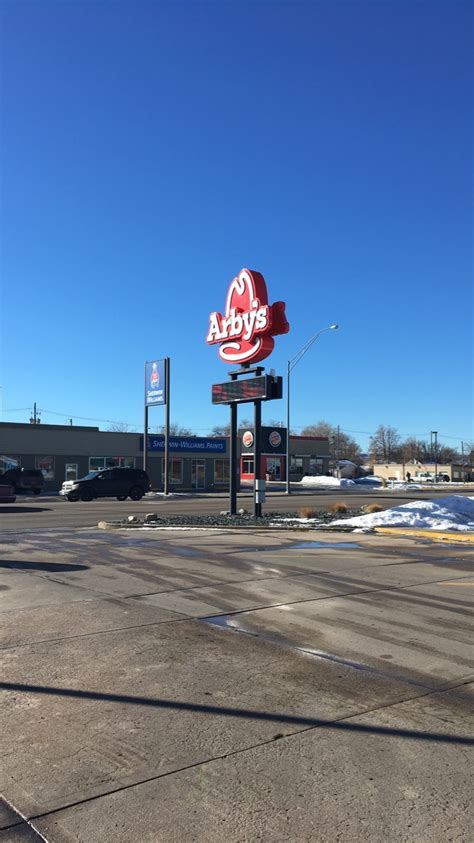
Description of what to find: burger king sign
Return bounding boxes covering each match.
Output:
[207,268,289,365]
[242,430,254,448]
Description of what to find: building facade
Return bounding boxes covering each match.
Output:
[371,462,472,482]
[0,422,330,492]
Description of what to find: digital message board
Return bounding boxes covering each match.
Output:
[212,375,283,405]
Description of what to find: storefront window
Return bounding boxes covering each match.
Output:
[36,456,55,480]
[0,456,20,471]
[290,456,304,476]
[89,457,105,471]
[119,457,135,468]
[162,458,183,483]
[242,458,254,475]
[214,460,229,483]
[309,458,323,475]
[65,463,78,481]
[90,457,135,471]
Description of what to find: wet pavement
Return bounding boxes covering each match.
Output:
[0,526,472,841]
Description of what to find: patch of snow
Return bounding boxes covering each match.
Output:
[271,517,322,524]
[332,495,474,532]
[145,492,191,498]
[300,476,356,488]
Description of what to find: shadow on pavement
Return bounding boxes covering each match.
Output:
[1,681,472,746]
[0,506,52,513]
[0,560,89,572]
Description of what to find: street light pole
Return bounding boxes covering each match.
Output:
[431,430,438,482]
[285,324,339,494]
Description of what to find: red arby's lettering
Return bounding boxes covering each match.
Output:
[206,268,289,364]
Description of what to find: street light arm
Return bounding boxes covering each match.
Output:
[286,323,338,496]
[288,324,338,372]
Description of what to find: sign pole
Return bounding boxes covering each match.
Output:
[143,363,148,473]
[254,399,262,518]
[229,402,237,515]
[164,357,170,495]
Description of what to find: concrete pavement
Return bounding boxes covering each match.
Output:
[0,526,472,841]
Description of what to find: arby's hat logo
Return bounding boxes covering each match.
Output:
[206,268,289,365]
[150,362,159,389]
[242,430,254,448]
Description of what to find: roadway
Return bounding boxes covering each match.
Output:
[1,485,473,530]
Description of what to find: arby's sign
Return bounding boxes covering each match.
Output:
[206,268,289,365]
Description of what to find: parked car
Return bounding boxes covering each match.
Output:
[0,483,16,503]
[0,468,44,495]
[415,471,450,483]
[60,468,150,501]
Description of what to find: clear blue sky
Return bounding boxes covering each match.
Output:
[1,0,472,451]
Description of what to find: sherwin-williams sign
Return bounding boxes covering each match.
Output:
[145,359,166,406]
[140,436,226,453]
[206,268,289,365]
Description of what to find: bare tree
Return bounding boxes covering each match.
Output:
[400,437,425,464]
[301,420,363,464]
[153,423,192,436]
[369,425,401,462]
[209,423,231,436]
[106,422,136,433]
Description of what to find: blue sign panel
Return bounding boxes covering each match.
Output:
[145,359,166,406]
[140,436,227,453]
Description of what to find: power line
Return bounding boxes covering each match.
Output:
[38,407,137,426]
[3,405,472,444]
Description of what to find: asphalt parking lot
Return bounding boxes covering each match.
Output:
[0,518,473,841]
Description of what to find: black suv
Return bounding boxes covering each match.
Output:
[60,468,150,502]
[0,468,44,495]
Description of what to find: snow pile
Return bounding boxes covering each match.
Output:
[332,495,474,532]
[300,476,356,488]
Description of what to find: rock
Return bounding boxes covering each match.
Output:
[220,510,230,516]
[145,513,161,523]
[127,515,140,523]
[238,508,249,515]
[98,521,110,530]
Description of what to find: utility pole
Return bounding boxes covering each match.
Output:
[30,402,40,424]
[431,430,438,481]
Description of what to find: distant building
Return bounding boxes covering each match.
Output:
[370,462,472,482]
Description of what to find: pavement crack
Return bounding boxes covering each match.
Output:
[22,678,473,825]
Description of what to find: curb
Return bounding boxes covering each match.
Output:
[97,521,355,533]
[374,527,474,544]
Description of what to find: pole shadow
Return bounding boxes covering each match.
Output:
[0,561,89,572]
[0,681,472,746]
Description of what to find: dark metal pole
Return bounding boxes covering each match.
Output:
[229,402,237,515]
[434,430,438,483]
[143,363,148,473]
[254,399,262,518]
[286,359,291,494]
[164,357,170,495]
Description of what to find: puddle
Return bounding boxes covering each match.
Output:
[290,541,361,550]
[204,615,243,630]
[244,540,361,553]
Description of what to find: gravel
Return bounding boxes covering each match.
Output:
[104,509,365,530]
